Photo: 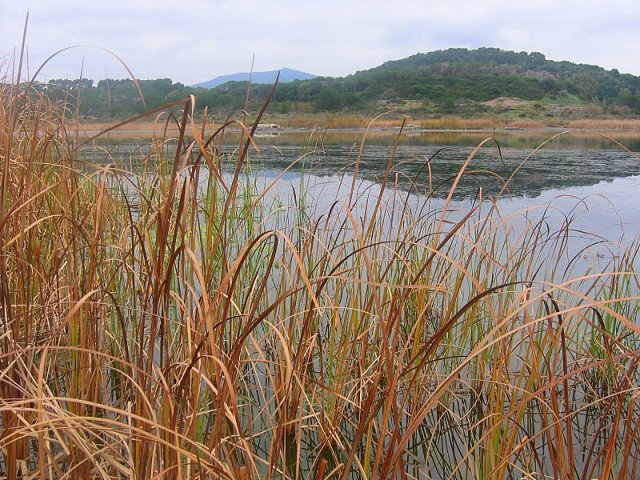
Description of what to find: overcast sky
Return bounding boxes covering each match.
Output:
[2,1,640,85]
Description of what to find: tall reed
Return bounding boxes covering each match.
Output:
[1,66,639,480]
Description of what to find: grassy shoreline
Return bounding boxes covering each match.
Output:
[72,116,640,145]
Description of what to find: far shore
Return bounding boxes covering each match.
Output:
[72,115,640,141]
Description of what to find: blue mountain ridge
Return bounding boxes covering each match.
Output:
[193,68,317,89]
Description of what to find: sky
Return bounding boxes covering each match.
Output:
[2,0,640,86]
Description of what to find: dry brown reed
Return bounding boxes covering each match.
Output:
[566,118,640,130]
[1,56,640,480]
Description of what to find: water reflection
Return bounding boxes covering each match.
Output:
[82,130,640,199]
[245,143,640,199]
[251,129,640,151]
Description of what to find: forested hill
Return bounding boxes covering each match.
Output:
[353,48,640,104]
[37,48,640,119]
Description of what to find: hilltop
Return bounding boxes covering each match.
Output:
[38,48,640,121]
[243,47,640,117]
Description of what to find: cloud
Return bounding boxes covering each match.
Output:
[2,0,639,84]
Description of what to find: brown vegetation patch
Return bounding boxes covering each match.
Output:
[483,97,532,108]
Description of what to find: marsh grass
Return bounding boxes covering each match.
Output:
[1,60,640,480]
[567,118,640,130]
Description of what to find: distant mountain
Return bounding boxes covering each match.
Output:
[193,68,316,89]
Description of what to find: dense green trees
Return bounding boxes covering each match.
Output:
[35,48,640,119]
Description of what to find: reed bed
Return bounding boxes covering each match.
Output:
[274,115,508,131]
[565,118,640,130]
[1,72,640,480]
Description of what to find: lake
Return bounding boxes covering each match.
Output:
[87,128,640,255]
[220,130,640,245]
[84,128,640,293]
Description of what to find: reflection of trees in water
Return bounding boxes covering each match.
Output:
[228,131,640,151]
[84,136,639,199]
[246,144,640,199]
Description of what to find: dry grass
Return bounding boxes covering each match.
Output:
[74,120,182,138]
[1,64,640,480]
[272,115,507,130]
[75,115,640,140]
[566,118,640,130]
[418,117,503,130]
[503,119,546,129]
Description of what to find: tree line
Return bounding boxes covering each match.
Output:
[33,48,640,118]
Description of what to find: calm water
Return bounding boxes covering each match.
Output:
[247,143,639,197]
[85,130,640,254]
[240,131,640,236]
